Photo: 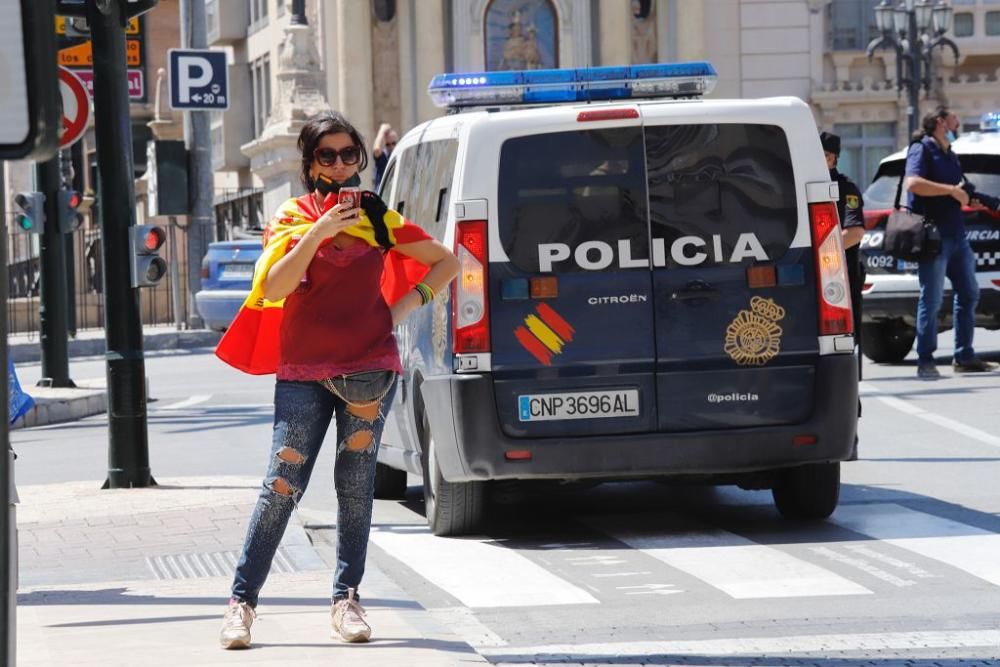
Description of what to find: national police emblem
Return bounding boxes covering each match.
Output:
[723,296,786,366]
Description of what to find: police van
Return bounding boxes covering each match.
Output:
[859,114,1000,363]
[373,63,858,536]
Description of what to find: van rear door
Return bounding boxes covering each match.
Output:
[489,122,657,439]
[641,118,820,431]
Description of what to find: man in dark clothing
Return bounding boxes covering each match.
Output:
[372,122,398,191]
[821,131,866,339]
[821,131,865,460]
[905,107,998,379]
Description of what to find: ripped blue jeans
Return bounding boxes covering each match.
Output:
[231,371,398,607]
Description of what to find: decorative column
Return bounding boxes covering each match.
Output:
[336,0,375,144]
[241,0,332,217]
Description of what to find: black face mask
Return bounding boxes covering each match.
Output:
[313,172,361,197]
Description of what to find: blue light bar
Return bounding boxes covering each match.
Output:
[980,112,1000,132]
[428,62,718,109]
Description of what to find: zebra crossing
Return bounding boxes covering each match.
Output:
[369,502,1000,609]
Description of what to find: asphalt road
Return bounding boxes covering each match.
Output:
[12,329,1000,665]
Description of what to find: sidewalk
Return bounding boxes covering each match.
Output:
[9,325,222,430]
[16,475,486,666]
[8,325,222,364]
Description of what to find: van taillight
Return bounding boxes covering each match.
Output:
[453,220,489,353]
[809,202,853,336]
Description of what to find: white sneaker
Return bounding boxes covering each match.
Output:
[331,589,371,643]
[219,599,255,649]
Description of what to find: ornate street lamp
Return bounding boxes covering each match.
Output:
[290,0,307,26]
[933,2,953,33]
[867,0,960,137]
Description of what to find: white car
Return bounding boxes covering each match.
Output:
[859,119,1000,363]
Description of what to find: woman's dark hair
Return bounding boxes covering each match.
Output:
[913,106,950,141]
[297,111,369,191]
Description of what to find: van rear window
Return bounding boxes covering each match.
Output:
[645,124,797,266]
[498,124,798,273]
[497,128,648,273]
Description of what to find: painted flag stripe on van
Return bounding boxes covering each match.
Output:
[536,303,575,341]
[524,314,566,354]
[515,304,576,365]
[515,325,554,365]
[586,516,872,599]
[830,503,1000,587]
[368,526,598,608]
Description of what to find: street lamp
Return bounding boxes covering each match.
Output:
[867,0,960,137]
[290,0,307,25]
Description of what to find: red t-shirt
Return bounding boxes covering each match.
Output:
[277,240,402,380]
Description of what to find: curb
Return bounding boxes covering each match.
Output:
[12,380,107,430]
[9,329,222,364]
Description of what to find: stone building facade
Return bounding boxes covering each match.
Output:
[205,0,1000,209]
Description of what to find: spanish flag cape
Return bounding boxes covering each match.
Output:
[215,192,432,375]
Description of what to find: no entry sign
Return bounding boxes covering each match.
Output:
[58,65,91,149]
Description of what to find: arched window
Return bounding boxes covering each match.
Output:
[484,0,558,71]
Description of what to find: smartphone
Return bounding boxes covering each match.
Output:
[338,187,361,218]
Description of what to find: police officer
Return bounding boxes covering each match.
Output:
[821,131,866,333]
[819,132,865,461]
[821,131,865,460]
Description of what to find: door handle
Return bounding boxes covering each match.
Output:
[671,281,720,302]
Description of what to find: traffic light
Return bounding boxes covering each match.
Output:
[13,191,45,233]
[128,224,167,287]
[57,189,83,232]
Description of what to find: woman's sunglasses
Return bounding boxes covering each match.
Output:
[313,146,361,167]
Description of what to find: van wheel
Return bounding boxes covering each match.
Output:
[373,462,408,499]
[420,414,485,537]
[861,321,915,364]
[772,462,840,520]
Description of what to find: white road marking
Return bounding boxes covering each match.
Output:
[591,571,653,578]
[809,546,915,587]
[842,544,939,579]
[860,381,1000,448]
[478,629,1000,659]
[156,395,212,411]
[565,555,628,566]
[832,503,1000,587]
[587,518,871,599]
[616,583,683,596]
[368,526,598,608]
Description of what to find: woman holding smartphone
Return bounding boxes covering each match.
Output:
[214,111,459,649]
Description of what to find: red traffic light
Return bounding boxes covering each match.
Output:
[68,192,81,208]
[142,226,166,252]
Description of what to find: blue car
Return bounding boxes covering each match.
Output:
[195,239,263,332]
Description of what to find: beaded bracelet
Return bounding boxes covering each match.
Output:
[414,282,435,306]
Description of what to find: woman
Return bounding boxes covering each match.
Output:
[214,111,459,649]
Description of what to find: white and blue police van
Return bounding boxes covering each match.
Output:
[859,113,1000,363]
[373,63,858,536]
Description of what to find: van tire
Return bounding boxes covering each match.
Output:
[772,462,840,520]
[420,414,485,537]
[861,321,915,364]
[373,462,408,499]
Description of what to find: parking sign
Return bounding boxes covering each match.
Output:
[168,48,228,110]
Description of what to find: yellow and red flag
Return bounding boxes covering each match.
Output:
[515,303,575,366]
[215,193,431,375]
